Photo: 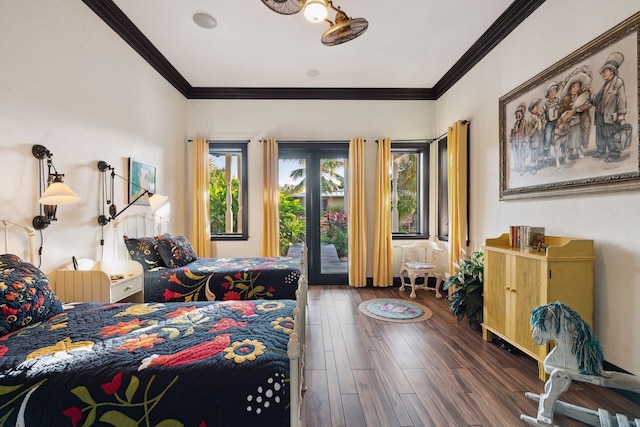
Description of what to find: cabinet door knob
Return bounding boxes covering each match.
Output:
[504,286,511,291]
[125,286,132,291]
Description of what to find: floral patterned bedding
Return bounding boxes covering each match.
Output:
[143,256,301,303]
[0,299,295,426]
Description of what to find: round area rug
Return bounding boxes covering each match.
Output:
[358,298,433,323]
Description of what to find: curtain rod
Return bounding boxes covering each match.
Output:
[273,140,351,144]
[187,139,250,143]
[188,120,468,144]
[376,121,469,143]
[433,119,470,142]
[377,138,433,144]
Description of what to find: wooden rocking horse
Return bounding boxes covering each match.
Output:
[520,302,640,427]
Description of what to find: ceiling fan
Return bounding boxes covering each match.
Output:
[261,0,368,46]
[261,0,304,15]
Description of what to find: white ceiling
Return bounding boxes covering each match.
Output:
[112,0,514,89]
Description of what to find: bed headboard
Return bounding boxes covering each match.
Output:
[101,213,170,261]
[1,219,36,264]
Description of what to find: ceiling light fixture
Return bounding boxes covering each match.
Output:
[262,0,368,46]
[303,0,328,23]
[192,12,217,29]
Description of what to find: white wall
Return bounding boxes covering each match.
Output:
[437,0,640,374]
[187,99,437,272]
[0,1,187,275]
[2,0,638,377]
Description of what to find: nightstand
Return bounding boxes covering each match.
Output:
[56,260,144,303]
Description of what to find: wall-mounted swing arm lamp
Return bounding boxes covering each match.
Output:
[97,160,168,226]
[32,144,81,230]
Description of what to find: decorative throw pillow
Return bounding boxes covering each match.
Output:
[123,236,165,271]
[156,233,198,268]
[0,253,22,269]
[0,254,63,337]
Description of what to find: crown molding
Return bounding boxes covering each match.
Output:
[82,0,191,97]
[82,0,544,100]
[189,87,436,100]
[433,0,546,96]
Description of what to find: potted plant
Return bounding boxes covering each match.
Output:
[442,250,484,329]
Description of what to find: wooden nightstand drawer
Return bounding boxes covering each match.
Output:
[110,275,143,302]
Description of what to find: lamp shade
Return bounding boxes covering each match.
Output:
[39,182,81,205]
[148,193,169,211]
[304,0,328,22]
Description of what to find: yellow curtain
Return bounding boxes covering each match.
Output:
[348,137,367,287]
[447,120,469,275]
[373,137,392,287]
[261,137,280,256]
[190,137,211,257]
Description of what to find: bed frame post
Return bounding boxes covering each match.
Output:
[1,219,36,264]
[288,242,308,427]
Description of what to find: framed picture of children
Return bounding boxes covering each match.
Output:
[499,12,639,200]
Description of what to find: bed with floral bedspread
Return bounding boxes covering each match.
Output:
[144,256,301,303]
[124,234,301,303]
[0,253,299,426]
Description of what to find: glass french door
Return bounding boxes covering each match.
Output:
[279,143,349,285]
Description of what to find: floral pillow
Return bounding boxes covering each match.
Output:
[0,254,63,337]
[156,234,198,268]
[123,236,165,271]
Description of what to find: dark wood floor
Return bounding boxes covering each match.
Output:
[300,285,640,427]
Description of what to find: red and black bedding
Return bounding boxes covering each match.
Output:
[124,234,301,303]
[0,253,300,426]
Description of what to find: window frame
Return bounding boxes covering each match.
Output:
[437,137,449,241]
[208,141,249,241]
[391,141,430,240]
[279,142,349,284]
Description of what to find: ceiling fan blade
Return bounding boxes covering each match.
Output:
[321,17,368,46]
[261,0,305,15]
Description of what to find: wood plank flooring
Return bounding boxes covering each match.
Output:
[300,286,640,426]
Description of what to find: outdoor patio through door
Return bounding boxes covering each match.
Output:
[279,143,349,285]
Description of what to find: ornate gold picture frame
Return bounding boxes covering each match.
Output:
[499,12,639,200]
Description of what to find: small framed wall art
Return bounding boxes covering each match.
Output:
[128,158,156,205]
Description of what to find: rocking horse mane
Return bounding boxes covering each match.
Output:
[530,302,604,376]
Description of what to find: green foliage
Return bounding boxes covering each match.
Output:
[394,152,418,233]
[209,163,239,234]
[279,183,299,196]
[279,158,347,256]
[442,250,484,327]
[279,193,305,256]
[321,207,348,259]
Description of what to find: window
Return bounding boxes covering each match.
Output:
[209,142,248,240]
[437,137,449,241]
[391,142,429,239]
[278,143,349,281]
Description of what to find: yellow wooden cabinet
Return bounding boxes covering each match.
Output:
[482,234,595,380]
